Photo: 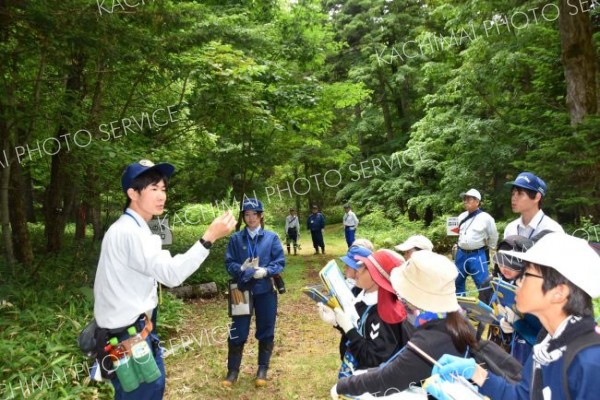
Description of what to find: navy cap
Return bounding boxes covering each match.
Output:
[506,172,547,197]
[121,159,175,193]
[340,245,373,270]
[241,198,264,212]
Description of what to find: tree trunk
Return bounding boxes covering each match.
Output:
[377,72,394,141]
[8,161,33,265]
[44,52,86,253]
[558,0,598,125]
[0,159,14,268]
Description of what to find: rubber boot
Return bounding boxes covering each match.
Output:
[321,246,325,255]
[222,343,244,387]
[314,247,319,255]
[293,245,297,255]
[286,245,290,255]
[255,341,274,387]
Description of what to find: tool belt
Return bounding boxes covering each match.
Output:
[95,314,153,379]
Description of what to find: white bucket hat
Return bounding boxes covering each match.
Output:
[394,235,434,252]
[501,232,600,298]
[391,250,459,313]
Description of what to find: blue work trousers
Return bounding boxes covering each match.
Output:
[310,230,325,249]
[229,290,278,346]
[455,248,489,295]
[344,226,356,248]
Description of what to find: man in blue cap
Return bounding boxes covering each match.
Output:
[504,172,564,239]
[94,159,235,399]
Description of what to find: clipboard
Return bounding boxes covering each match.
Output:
[457,296,499,326]
[227,280,253,317]
[491,278,517,311]
[301,286,329,304]
[319,260,360,326]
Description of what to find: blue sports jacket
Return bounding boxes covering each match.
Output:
[225,228,285,296]
[480,344,600,399]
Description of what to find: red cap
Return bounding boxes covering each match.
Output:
[356,249,407,323]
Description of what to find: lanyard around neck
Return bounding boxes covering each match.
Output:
[246,232,258,259]
[519,213,545,239]
[124,211,142,227]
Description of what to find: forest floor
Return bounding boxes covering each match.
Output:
[163,224,349,400]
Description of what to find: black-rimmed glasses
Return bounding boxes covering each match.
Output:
[517,271,544,283]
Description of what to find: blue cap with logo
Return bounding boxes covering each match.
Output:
[506,172,547,197]
[340,245,373,270]
[241,198,264,212]
[121,159,175,193]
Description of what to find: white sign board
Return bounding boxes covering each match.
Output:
[447,217,460,236]
[148,217,173,245]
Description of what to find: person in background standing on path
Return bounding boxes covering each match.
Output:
[342,204,359,249]
[284,208,301,255]
[454,188,498,296]
[504,171,564,239]
[307,205,326,254]
[223,198,285,388]
[93,159,235,400]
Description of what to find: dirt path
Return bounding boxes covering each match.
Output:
[164,226,349,399]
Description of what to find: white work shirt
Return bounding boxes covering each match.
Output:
[457,210,499,250]
[285,215,300,232]
[503,209,564,239]
[343,211,359,228]
[94,209,209,329]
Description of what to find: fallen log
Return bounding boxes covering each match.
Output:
[165,282,218,299]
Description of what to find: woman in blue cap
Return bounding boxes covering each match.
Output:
[223,198,285,387]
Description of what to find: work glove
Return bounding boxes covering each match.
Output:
[334,307,354,333]
[499,305,517,334]
[500,317,515,334]
[253,267,268,280]
[330,383,338,399]
[432,354,477,381]
[504,306,518,323]
[424,374,453,400]
[240,268,256,284]
[317,303,337,326]
[240,258,253,271]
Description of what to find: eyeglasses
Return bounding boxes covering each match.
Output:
[517,271,544,283]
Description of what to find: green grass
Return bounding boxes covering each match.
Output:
[2,221,600,399]
[162,225,347,399]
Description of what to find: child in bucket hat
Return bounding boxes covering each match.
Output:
[332,250,477,398]
[329,249,407,380]
[429,233,600,400]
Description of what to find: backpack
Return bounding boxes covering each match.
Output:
[561,330,600,400]
[470,339,523,384]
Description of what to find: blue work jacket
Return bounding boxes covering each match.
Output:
[307,213,325,231]
[225,227,285,295]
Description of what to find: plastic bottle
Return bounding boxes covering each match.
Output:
[109,337,140,392]
[127,326,162,383]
